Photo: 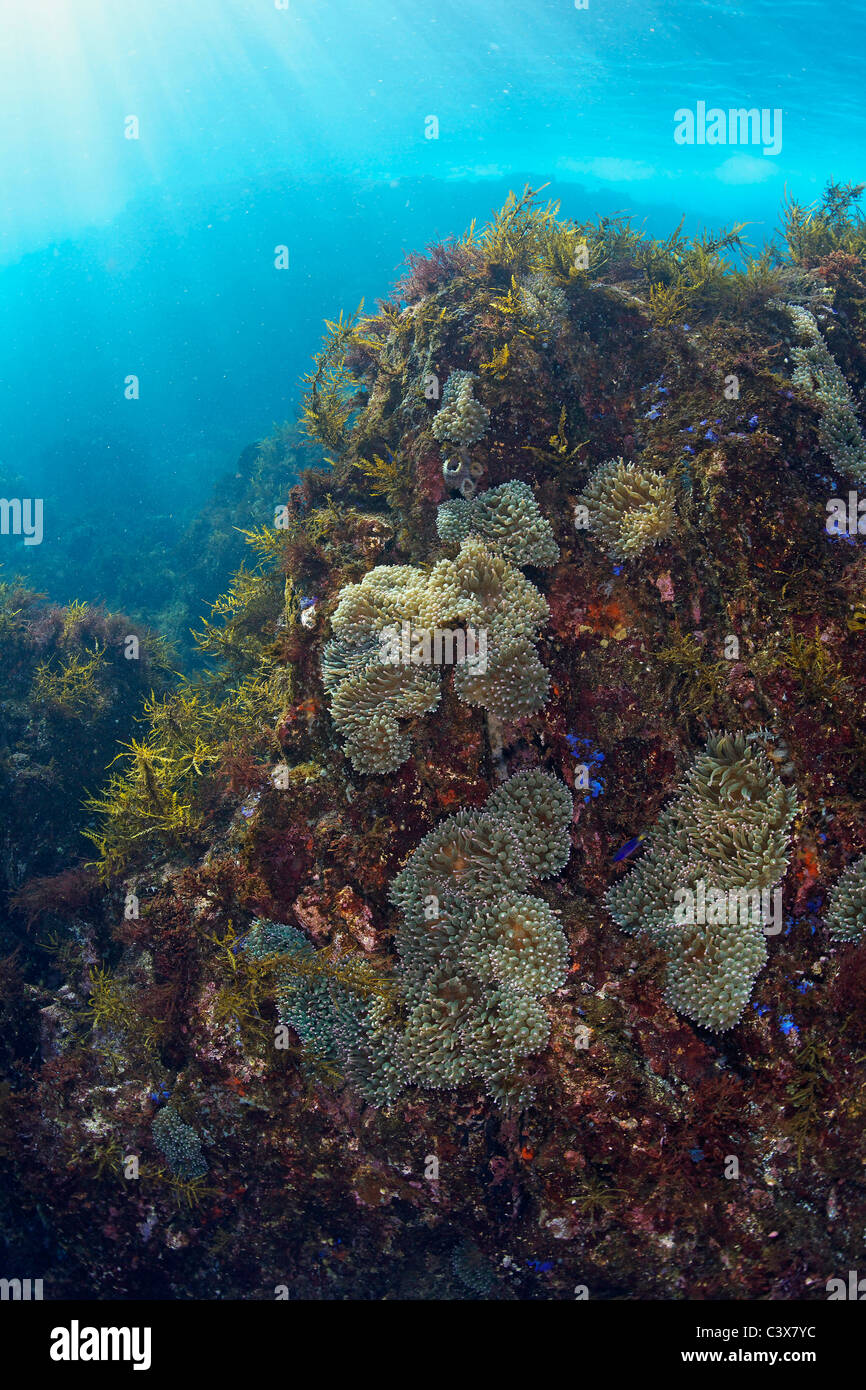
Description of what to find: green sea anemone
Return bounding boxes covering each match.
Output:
[825,853,866,942]
[579,456,676,560]
[606,732,797,1030]
[432,371,490,446]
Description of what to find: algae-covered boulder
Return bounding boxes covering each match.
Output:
[6,185,866,1301]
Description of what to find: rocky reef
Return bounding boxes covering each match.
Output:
[4,183,866,1300]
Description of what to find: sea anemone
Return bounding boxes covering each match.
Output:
[151,1107,208,1180]
[579,456,676,560]
[438,480,560,569]
[825,853,866,942]
[605,731,797,1029]
[432,371,490,446]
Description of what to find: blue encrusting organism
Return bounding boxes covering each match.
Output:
[565,734,605,804]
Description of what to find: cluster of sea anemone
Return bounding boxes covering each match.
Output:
[775,299,866,485]
[246,770,573,1105]
[432,370,490,447]
[605,732,798,1030]
[322,484,558,772]
[437,479,560,568]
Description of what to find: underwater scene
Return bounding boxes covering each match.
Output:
[3,0,866,1340]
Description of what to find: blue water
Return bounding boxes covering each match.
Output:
[1,0,863,614]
